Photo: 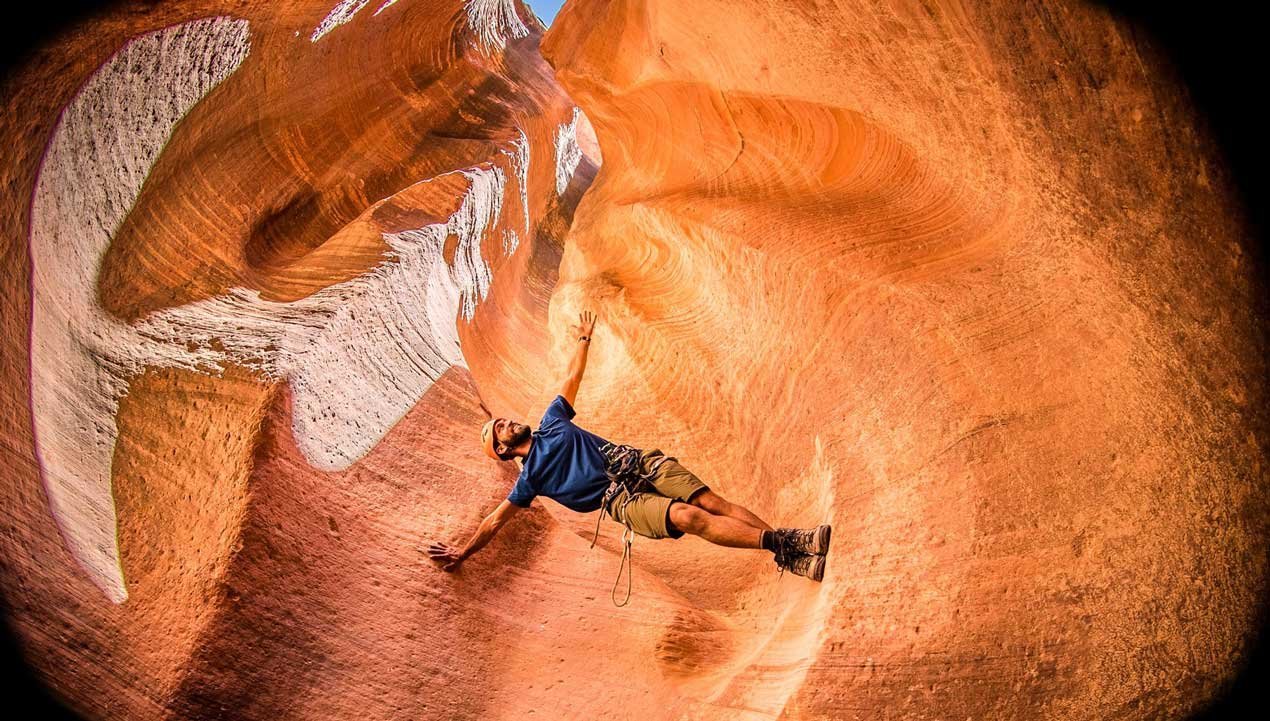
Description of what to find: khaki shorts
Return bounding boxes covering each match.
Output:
[604,448,709,540]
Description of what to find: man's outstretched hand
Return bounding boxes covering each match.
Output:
[426,541,465,571]
[572,309,597,339]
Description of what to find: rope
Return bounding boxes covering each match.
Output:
[611,523,635,606]
[589,442,675,607]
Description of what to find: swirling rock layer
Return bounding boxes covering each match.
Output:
[1,1,1266,720]
[536,0,1268,718]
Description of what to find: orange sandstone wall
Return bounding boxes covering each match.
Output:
[540,0,1267,718]
[0,0,1265,719]
[1,1,618,718]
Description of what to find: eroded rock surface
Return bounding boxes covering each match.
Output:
[0,1,1265,720]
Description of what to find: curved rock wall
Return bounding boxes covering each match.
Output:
[539,0,1267,718]
[2,1,601,717]
[0,0,1265,720]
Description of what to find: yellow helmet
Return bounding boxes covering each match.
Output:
[480,419,502,461]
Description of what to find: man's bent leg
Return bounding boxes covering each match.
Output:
[668,502,763,549]
[690,489,774,532]
[642,451,774,533]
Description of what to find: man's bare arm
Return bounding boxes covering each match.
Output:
[427,500,523,571]
[560,310,597,407]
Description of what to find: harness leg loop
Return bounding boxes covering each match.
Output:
[591,443,677,607]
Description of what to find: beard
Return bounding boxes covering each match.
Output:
[506,422,531,449]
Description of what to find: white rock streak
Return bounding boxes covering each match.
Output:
[30,18,526,602]
[373,0,402,17]
[311,0,372,42]
[730,435,838,715]
[499,128,531,254]
[30,17,251,605]
[464,0,529,55]
[555,106,583,196]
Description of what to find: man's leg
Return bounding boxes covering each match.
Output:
[642,452,775,533]
[689,489,774,532]
[668,502,763,549]
[665,499,828,581]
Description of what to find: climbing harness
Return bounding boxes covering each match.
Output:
[589,441,675,607]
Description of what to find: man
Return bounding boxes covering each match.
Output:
[427,310,831,586]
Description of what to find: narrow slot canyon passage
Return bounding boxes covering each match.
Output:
[0,1,1265,720]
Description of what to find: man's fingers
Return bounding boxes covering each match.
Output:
[424,540,463,571]
[425,543,454,559]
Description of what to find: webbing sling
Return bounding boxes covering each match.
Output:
[589,442,675,606]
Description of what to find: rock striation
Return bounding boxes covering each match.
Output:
[0,0,1265,720]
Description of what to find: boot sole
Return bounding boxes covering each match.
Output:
[786,552,826,582]
[814,524,832,555]
[806,554,826,582]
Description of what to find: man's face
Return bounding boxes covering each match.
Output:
[494,418,531,457]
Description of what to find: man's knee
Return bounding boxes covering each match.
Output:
[668,502,710,535]
[690,489,729,515]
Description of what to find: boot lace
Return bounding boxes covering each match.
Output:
[772,530,798,579]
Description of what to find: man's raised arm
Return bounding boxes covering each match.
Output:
[560,310,597,407]
[427,499,523,571]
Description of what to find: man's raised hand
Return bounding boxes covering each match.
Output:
[574,309,597,338]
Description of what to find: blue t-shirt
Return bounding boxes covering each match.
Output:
[506,395,614,512]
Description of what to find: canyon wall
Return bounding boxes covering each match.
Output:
[0,0,1265,719]
[540,1,1268,717]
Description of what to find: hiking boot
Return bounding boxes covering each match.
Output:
[774,546,826,582]
[775,524,832,556]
